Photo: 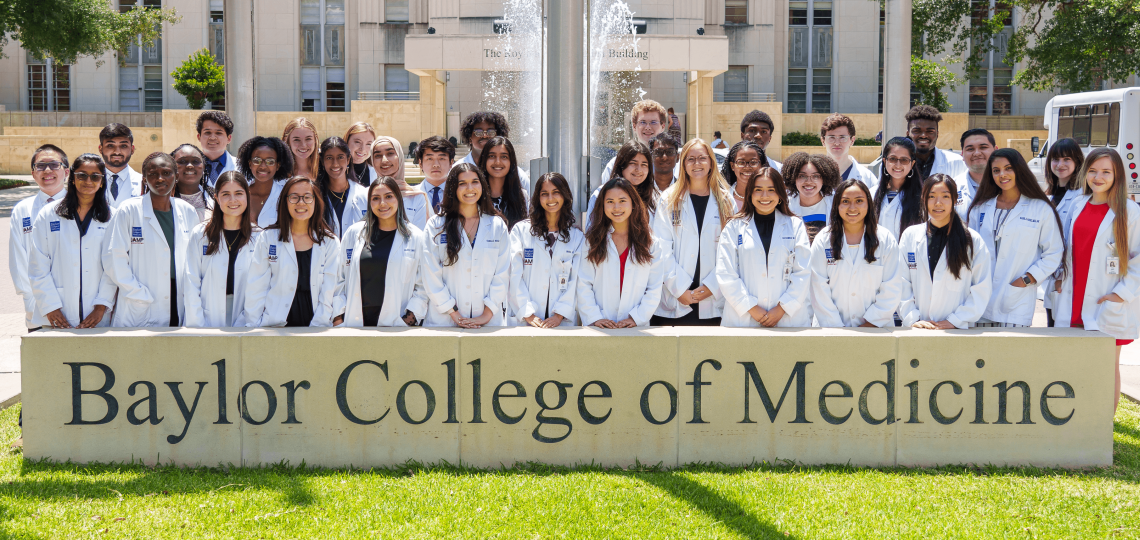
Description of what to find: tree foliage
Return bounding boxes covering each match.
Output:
[911,56,958,112]
[171,49,225,110]
[0,0,179,65]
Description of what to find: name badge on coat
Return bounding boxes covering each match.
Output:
[523,248,534,265]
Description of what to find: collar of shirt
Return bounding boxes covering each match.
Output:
[205,152,228,173]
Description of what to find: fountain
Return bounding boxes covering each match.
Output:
[480,0,544,175]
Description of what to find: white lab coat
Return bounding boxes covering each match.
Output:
[809,225,903,328]
[897,223,992,328]
[421,213,512,327]
[333,221,429,327]
[254,179,287,228]
[404,192,430,230]
[967,196,1064,325]
[182,223,259,327]
[877,189,913,242]
[205,151,239,189]
[1053,197,1140,340]
[103,196,201,327]
[9,189,64,327]
[325,180,369,239]
[458,153,533,193]
[845,159,878,192]
[651,186,728,319]
[27,204,116,327]
[417,179,447,215]
[105,165,142,209]
[509,221,585,324]
[576,234,665,327]
[1043,188,1084,310]
[953,170,981,219]
[244,230,340,327]
[715,212,813,328]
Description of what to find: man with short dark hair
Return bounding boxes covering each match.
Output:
[415,135,456,213]
[954,128,998,217]
[98,123,142,208]
[455,111,530,190]
[904,104,966,179]
[740,110,781,172]
[10,145,69,331]
[819,113,876,189]
[196,110,237,188]
[649,132,679,192]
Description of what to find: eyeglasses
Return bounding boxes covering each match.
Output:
[685,156,710,165]
[796,173,823,182]
[33,161,66,172]
[74,172,104,183]
[886,157,914,166]
[636,121,661,129]
[473,129,498,138]
[176,158,203,167]
[652,148,677,158]
[250,157,278,167]
[734,159,762,168]
[287,194,316,204]
[823,135,850,144]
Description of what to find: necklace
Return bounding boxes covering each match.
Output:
[224,230,239,251]
[329,188,346,203]
[733,189,745,200]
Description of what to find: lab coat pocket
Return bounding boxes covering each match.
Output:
[1096,300,1135,339]
[862,264,885,293]
[1001,282,1036,314]
[122,297,152,326]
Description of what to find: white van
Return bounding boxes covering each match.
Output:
[1029,87,1140,193]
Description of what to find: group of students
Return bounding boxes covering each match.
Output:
[9,102,1139,412]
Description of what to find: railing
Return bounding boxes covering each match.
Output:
[714,92,777,103]
[357,92,421,101]
[0,111,162,128]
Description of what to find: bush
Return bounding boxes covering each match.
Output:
[781,132,882,147]
[171,49,225,110]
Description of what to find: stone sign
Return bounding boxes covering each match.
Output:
[21,327,1114,468]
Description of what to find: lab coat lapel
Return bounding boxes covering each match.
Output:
[974,198,998,247]
[379,229,409,323]
[141,195,166,246]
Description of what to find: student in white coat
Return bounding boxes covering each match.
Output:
[721,140,767,213]
[28,154,117,328]
[1053,148,1140,414]
[966,148,1065,327]
[421,163,512,328]
[873,137,926,241]
[809,179,903,328]
[578,177,664,328]
[905,105,968,179]
[784,152,840,244]
[510,173,585,328]
[283,117,320,180]
[317,137,369,239]
[183,172,258,327]
[715,168,812,328]
[652,139,734,326]
[953,129,997,218]
[415,135,455,215]
[898,175,992,329]
[820,113,877,189]
[172,144,214,221]
[740,110,783,172]
[238,136,292,227]
[1043,137,1086,326]
[333,176,428,327]
[245,177,340,327]
[98,123,142,209]
[10,145,68,331]
[586,140,658,227]
[196,111,238,189]
[477,136,530,230]
[372,136,430,229]
[344,121,377,187]
[103,152,202,327]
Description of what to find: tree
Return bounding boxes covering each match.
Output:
[0,0,179,65]
[911,56,958,112]
[171,49,225,110]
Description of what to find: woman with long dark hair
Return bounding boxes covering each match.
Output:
[372,136,430,228]
[721,140,767,212]
[784,152,841,243]
[578,177,663,328]
[809,178,903,327]
[715,168,812,328]
[245,177,340,327]
[1054,148,1140,414]
[172,143,213,221]
[586,140,657,226]
[652,139,734,326]
[874,137,925,240]
[476,136,529,229]
[28,153,116,328]
[238,136,293,226]
[421,163,511,328]
[316,136,368,238]
[1042,137,1085,325]
[183,171,257,327]
[898,174,991,329]
[509,173,584,327]
[966,148,1064,327]
[333,176,428,327]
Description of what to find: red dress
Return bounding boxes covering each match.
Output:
[1070,202,1132,346]
[619,247,630,293]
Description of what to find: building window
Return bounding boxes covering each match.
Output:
[969,0,1014,115]
[119,0,163,112]
[27,56,70,112]
[209,0,224,64]
[299,0,347,111]
[386,0,409,23]
[788,0,832,113]
[725,0,747,24]
[721,66,749,102]
[384,64,420,100]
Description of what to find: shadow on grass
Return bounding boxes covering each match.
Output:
[637,470,798,539]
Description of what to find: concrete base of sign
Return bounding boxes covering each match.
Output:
[21,327,1114,469]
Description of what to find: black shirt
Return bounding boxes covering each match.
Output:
[326,190,348,231]
[753,212,775,256]
[927,223,949,279]
[352,162,371,186]
[689,194,709,291]
[360,227,397,309]
[286,248,314,327]
[223,229,241,295]
[76,208,95,237]
[915,151,936,179]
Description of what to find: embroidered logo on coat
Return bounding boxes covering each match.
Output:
[131,226,144,244]
[345,248,353,265]
[979,212,985,226]
[203,245,208,255]
[907,252,917,270]
[523,248,534,265]
[439,233,447,245]
[49,221,60,232]
[738,234,743,246]
[21,217,31,233]
[825,248,835,265]
[268,244,278,262]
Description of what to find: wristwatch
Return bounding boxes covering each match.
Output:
[444,305,458,316]
[1023,273,1036,285]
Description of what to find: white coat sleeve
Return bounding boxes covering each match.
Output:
[27,211,61,318]
[420,227,458,315]
[777,221,812,318]
[716,224,758,317]
[946,233,993,329]
[8,209,34,314]
[652,209,687,300]
[243,234,272,327]
[405,233,429,321]
[585,190,599,229]
[1024,208,1064,285]
[862,235,904,328]
[700,223,723,300]
[508,227,537,320]
[897,238,921,328]
[311,238,341,327]
[1110,204,1140,304]
[102,207,154,304]
[182,235,207,328]
[551,240,583,321]
[630,242,666,327]
[576,257,604,326]
[484,224,512,317]
[807,238,843,328]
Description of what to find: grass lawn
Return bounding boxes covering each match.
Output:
[0,401,1138,539]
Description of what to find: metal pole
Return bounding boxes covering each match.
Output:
[545,0,587,214]
[882,0,912,143]
[224,0,257,149]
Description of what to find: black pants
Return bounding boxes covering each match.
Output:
[1047,308,1055,328]
[169,278,179,326]
[651,310,722,327]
